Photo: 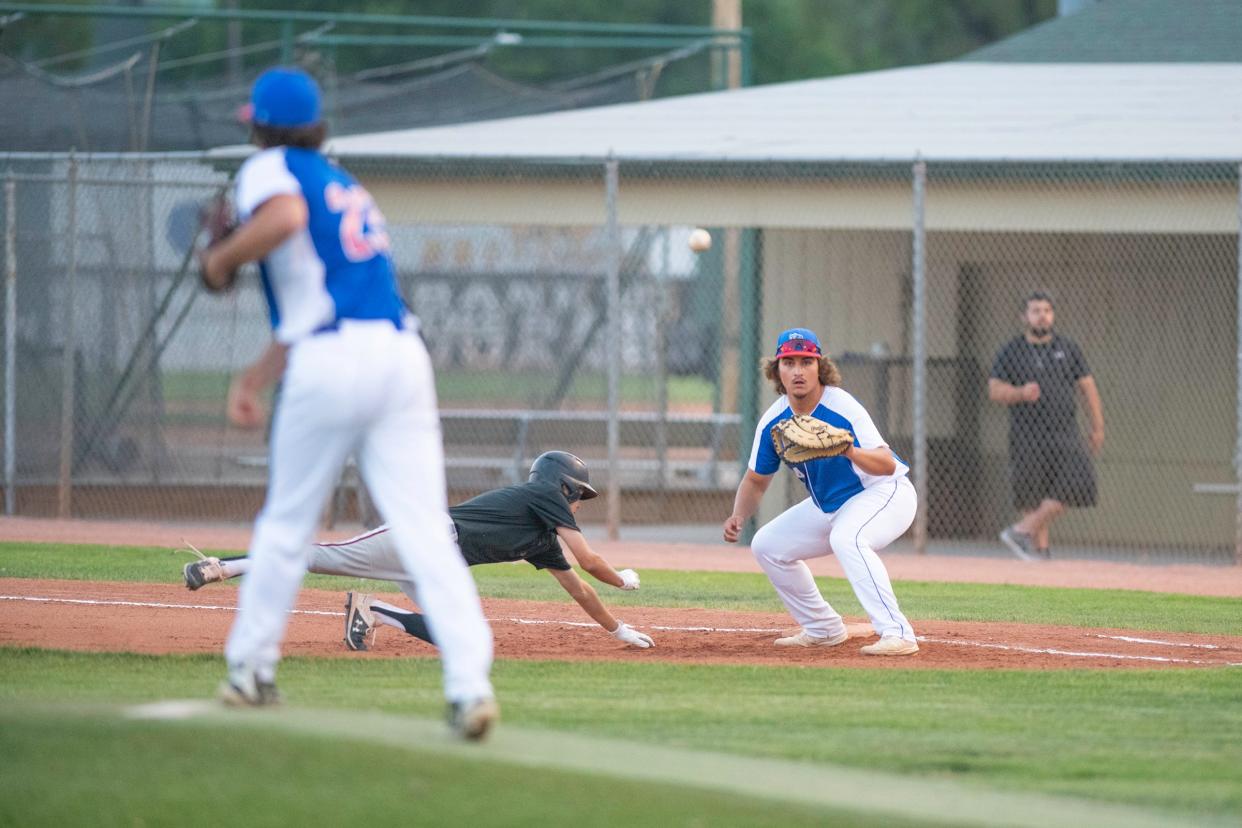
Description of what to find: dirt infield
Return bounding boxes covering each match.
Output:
[3,579,1239,670]
[3,516,1241,597]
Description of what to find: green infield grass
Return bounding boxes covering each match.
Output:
[2,538,1240,824]
[1,541,1238,634]
[0,708,896,828]
[0,650,1238,824]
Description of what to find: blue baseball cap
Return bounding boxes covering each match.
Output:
[249,67,321,128]
[774,327,823,359]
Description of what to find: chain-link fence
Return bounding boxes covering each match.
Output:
[2,153,1238,564]
[924,162,1239,564]
[0,8,744,152]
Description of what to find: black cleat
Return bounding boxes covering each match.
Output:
[344,592,376,651]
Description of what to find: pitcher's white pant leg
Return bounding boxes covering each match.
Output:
[828,478,917,640]
[359,334,493,702]
[750,498,846,638]
[224,387,356,675]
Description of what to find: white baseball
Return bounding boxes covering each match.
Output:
[688,228,712,253]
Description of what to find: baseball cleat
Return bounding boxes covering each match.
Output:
[180,541,225,590]
[774,629,849,648]
[448,696,500,741]
[343,592,376,651]
[859,635,920,656]
[999,527,1041,562]
[218,668,284,707]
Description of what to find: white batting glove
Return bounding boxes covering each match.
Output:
[611,621,654,649]
[617,568,640,590]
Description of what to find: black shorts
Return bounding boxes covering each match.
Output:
[1009,436,1097,511]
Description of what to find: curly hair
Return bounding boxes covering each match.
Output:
[761,355,842,395]
[252,122,327,150]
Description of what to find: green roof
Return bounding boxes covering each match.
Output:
[962,0,1242,63]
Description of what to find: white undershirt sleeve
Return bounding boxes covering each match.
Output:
[234,148,302,220]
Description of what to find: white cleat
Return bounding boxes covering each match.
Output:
[180,541,225,591]
[859,635,920,656]
[218,666,283,707]
[448,696,500,741]
[774,630,849,648]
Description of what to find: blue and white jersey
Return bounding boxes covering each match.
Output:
[749,387,909,513]
[234,147,406,343]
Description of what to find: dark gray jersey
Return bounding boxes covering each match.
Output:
[449,481,577,571]
[306,481,578,589]
[990,334,1090,440]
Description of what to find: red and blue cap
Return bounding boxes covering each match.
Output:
[247,67,322,128]
[775,327,822,359]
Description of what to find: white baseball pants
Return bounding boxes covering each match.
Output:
[224,321,493,701]
[306,526,422,607]
[751,477,917,641]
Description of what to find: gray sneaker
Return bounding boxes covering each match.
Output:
[1000,527,1040,562]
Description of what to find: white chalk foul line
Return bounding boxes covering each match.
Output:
[4,594,1238,666]
[0,594,342,617]
[1094,634,1222,650]
[917,636,1242,667]
[0,595,786,634]
[506,616,783,633]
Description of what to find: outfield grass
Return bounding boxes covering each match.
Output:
[1,649,1238,822]
[2,541,1238,634]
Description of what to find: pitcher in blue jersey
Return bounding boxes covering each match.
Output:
[199,67,497,737]
[722,328,919,656]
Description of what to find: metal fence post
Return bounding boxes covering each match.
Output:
[605,157,621,540]
[4,174,15,515]
[655,227,670,491]
[911,158,928,554]
[1235,163,1242,565]
[58,153,78,519]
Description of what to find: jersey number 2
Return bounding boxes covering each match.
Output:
[325,182,391,262]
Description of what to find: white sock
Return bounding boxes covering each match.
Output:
[219,557,250,579]
[371,599,414,630]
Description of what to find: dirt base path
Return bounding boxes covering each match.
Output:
[2,517,1240,596]
[3,579,1238,671]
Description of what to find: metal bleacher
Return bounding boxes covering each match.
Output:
[438,408,742,491]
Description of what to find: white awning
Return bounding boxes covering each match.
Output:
[209,62,1242,163]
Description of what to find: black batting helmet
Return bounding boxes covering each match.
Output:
[529,451,599,503]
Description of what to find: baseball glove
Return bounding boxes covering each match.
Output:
[196,191,238,292]
[771,414,854,463]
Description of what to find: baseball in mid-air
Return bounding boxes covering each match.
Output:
[688,228,712,253]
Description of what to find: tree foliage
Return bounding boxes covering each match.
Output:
[3,0,1057,87]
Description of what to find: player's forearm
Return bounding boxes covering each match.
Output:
[567,580,619,631]
[1080,379,1104,431]
[241,342,289,391]
[844,445,897,476]
[988,379,1023,406]
[585,562,623,588]
[212,194,308,272]
[730,477,766,523]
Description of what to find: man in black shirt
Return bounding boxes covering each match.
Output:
[989,291,1105,561]
[183,451,655,649]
